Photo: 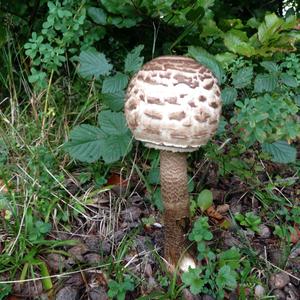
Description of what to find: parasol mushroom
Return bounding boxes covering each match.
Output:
[124,55,222,270]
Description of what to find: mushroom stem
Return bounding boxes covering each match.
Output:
[160,150,190,266]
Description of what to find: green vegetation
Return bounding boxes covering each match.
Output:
[0,0,299,299]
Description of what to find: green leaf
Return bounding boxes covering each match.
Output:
[182,267,205,295]
[294,95,300,106]
[216,265,237,290]
[102,73,128,93]
[280,73,298,88]
[254,74,278,93]
[197,189,213,212]
[221,87,237,105]
[87,7,107,25]
[219,247,241,270]
[260,61,279,73]
[98,110,128,135]
[101,91,125,111]
[262,141,297,164]
[232,67,253,89]
[223,30,256,57]
[258,13,284,44]
[78,50,112,79]
[124,45,144,74]
[64,125,106,163]
[101,133,132,164]
[188,46,225,84]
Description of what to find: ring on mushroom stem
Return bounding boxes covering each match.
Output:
[125,55,222,271]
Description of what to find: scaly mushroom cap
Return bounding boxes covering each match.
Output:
[125,56,222,152]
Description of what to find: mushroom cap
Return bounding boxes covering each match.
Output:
[125,56,222,152]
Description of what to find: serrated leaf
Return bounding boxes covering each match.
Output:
[232,67,253,89]
[197,189,213,212]
[64,124,106,163]
[221,87,237,105]
[294,94,300,106]
[223,30,256,57]
[87,7,107,25]
[188,46,225,84]
[262,141,297,164]
[254,74,278,93]
[101,91,125,111]
[258,13,284,44]
[98,110,128,135]
[219,247,241,269]
[102,73,128,93]
[124,45,144,74]
[280,73,298,88]
[78,50,112,79]
[101,133,132,164]
[260,61,279,73]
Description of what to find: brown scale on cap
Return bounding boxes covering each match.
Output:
[125,55,222,152]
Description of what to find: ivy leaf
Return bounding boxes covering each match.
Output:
[197,189,213,212]
[221,87,237,105]
[64,124,106,163]
[124,45,144,74]
[101,91,125,111]
[254,74,278,93]
[188,46,225,84]
[78,50,112,79]
[280,73,298,88]
[262,141,297,164]
[87,7,107,25]
[232,67,253,88]
[102,73,128,93]
[98,110,128,135]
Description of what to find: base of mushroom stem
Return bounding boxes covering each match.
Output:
[163,250,197,274]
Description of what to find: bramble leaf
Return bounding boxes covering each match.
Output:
[78,50,112,79]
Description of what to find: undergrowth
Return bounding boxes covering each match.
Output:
[0,0,299,299]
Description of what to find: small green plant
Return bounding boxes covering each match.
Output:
[183,217,243,298]
[234,212,262,233]
[24,0,87,89]
[108,277,135,300]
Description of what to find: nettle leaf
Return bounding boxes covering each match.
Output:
[78,50,112,79]
[260,61,279,73]
[101,91,125,111]
[64,124,106,163]
[254,74,278,93]
[188,46,225,84]
[87,7,107,25]
[232,67,253,89]
[98,110,128,135]
[280,73,298,88]
[221,87,237,105]
[124,45,144,74]
[102,73,128,93]
[262,141,297,164]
